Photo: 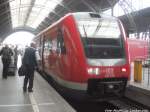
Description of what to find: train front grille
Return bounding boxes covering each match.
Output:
[87,78,127,97]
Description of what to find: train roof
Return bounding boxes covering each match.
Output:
[35,12,118,38]
[71,12,118,20]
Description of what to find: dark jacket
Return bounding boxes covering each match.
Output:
[0,46,13,60]
[22,47,37,70]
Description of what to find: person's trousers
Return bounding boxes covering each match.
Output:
[2,58,10,78]
[23,69,34,90]
[14,56,18,67]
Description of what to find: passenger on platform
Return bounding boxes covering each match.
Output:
[0,44,13,79]
[14,45,18,68]
[22,42,40,92]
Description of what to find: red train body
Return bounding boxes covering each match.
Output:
[127,38,149,62]
[34,12,130,98]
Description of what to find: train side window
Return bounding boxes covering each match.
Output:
[57,30,66,54]
[44,38,52,55]
[48,39,52,53]
[44,40,48,56]
[51,38,57,52]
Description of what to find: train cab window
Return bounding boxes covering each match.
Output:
[57,30,66,54]
[76,18,126,59]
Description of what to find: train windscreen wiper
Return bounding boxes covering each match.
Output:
[82,25,91,56]
[93,20,102,36]
[82,25,88,43]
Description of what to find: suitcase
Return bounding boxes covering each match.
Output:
[8,63,16,76]
[8,56,16,76]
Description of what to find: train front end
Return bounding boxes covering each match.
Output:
[74,13,130,98]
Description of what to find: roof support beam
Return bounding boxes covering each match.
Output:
[0,0,14,8]
[80,0,97,12]
[23,0,36,26]
[0,15,11,25]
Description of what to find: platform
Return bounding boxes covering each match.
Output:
[0,60,75,112]
[125,63,150,109]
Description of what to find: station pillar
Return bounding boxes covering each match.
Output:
[134,60,142,83]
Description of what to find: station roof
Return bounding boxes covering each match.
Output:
[119,7,150,33]
[0,0,118,42]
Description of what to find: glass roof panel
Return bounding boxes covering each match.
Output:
[114,0,150,16]
[10,0,62,29]
[21,0,31,5]
[10,0,31,27]
[18,7,29,26]
[27,0,61,28]
[103,0,150,17]
[34,0,47,6]
[31,7,41,13]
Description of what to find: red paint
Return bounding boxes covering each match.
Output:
[127,38,148,62]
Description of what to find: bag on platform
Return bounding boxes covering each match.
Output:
[18,65,26,76]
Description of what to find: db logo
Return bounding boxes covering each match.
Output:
[105,68,114,78]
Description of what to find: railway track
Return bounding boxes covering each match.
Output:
[40,72,150,112]
[108,97,150,112]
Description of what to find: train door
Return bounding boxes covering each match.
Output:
[43,36,49,72]
[46,31,60,76]
[49,37,57,69]
[40,35,45,71]
[35,36,43,71]
[43,34,57,73]
[56,29,69,79]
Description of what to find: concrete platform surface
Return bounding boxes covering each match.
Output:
[127,62,150,109]
[0,72,76,112]
[125,85,150,109]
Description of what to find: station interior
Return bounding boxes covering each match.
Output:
[0,0,150,112]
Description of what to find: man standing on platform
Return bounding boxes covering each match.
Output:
[14,45,18,68]
[22,42,40,92]
[0,44,13,79]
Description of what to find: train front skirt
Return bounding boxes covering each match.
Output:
[87,78,128,98]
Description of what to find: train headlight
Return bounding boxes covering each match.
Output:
[87,68,100,75]
[121,68,126,72]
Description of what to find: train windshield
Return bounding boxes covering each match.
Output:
[76,18,126,66]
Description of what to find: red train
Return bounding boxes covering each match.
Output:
[34,12,130,98]
[127,38,149,62]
